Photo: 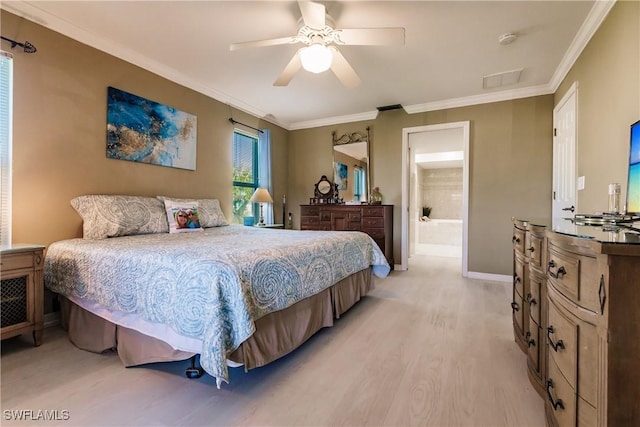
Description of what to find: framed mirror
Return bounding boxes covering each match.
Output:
[332,127,370,203]
[311,175,339,204]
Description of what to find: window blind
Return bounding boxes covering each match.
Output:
[0,51,13,246]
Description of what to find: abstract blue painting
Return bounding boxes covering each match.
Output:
[106,87,197,170]
[334,162,348,190]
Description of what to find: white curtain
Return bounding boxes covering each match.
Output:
[258,129,273,224]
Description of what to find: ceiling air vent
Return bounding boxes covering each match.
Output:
[482,68,523,89]
[376,104,403,112]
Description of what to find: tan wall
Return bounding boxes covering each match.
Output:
[556,0,640,213]
[289,97,554,274]
[2,12,288,248]
[5,1,637,278]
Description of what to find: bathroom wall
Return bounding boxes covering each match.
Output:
[419,167,463,219]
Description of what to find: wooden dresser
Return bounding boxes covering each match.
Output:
[0,244,45,346]
[300,204,393,267]
[544,227,640,426]
[512,218,549,399]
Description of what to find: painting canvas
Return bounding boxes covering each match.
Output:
[106,87,197,170]
[334,162,348,190]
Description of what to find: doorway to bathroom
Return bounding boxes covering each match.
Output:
[401,121,469,275]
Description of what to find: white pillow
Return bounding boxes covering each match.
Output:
[157,196,228,227]
[164,200,203,234]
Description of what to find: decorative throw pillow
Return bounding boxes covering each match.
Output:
[70,195,169,239]
[157,196,228,227]
[164,200,203,233]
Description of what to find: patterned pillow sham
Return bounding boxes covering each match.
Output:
[157,196,228,227]
[70,195,170,239]
[164,200,203,234]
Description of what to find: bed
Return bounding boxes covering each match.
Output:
[44,195,390,387]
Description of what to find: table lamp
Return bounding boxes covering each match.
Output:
[250,188,273,226]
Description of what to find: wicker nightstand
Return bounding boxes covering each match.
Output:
[0,244,45,346]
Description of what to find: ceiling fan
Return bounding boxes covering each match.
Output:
[230,1,405,88]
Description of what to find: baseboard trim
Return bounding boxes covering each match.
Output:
[466,271,512,283]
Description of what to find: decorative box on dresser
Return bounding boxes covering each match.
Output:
[0,244,45,346]
[544,225,640,427]
[300,204,393,267]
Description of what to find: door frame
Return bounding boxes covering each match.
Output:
[401,121,470,275]
[552,81,578,228]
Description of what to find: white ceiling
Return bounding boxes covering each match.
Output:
[1,1,613,130]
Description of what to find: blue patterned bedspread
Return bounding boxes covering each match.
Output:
[44,225,389,383]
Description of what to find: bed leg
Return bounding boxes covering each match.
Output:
[185,355,204,379]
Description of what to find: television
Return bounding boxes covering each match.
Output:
[627,119,640,214]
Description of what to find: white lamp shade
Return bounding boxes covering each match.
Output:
[300,44,332,74]
[250,188,273,204]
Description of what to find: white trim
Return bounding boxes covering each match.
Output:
[403,84,553,115]
[401,121,469,276]
[466,272,512,283]
[288,110,378,131]
[548,0,616,92]
[1,1,612,132]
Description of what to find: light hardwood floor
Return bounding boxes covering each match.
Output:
[1,254,544,427]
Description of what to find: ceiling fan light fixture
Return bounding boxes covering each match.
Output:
[299,44,332,73]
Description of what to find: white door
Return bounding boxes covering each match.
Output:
[552,82,578,227]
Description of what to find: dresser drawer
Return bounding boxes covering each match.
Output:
[513,226,526,255]
[528,270,543,325]
[362,206,384,217]
[362,217,383,228]
[0,253,38,271]
[512,290,525,338]
[514,255,525,298]
[526,320,541,373]
[301,216,320,226]
[320,211,331,221]
[547,244,602,313]
[547,358,577,426]
[300,205,319,216]
[528,232,544,268]
[363,228,385,239]
[547,294,598,406]
[546,359,597,427]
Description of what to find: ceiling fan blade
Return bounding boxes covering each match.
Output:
[274,51,303,86]
[298,0,325,29]
[230,36,295,51]
[335,28,405,46]
[329,47,361,89]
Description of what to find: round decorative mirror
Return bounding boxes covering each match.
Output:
[317,180,331,195]
[312,175,338,204]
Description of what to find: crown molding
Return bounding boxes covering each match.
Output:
[288,110,378,130]
[2,0,614,132]
[0,1,286,128]
[548,0,616,92]
[404,84,554,114]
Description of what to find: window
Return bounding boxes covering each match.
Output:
[0,51,13,246]
[232,131,258,224]
[354,166,366,201]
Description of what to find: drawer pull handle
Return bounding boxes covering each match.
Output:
[511,301,519,312]
[513,275,521,285]
[547,260,566,279]
[528,246,535,253]
[547,326,565,352]
[528,297,537,307]
[546,379,565,411]
[512,236,520,244]
[525,331,535,347]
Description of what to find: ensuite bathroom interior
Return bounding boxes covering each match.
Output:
[415,167,463,258]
